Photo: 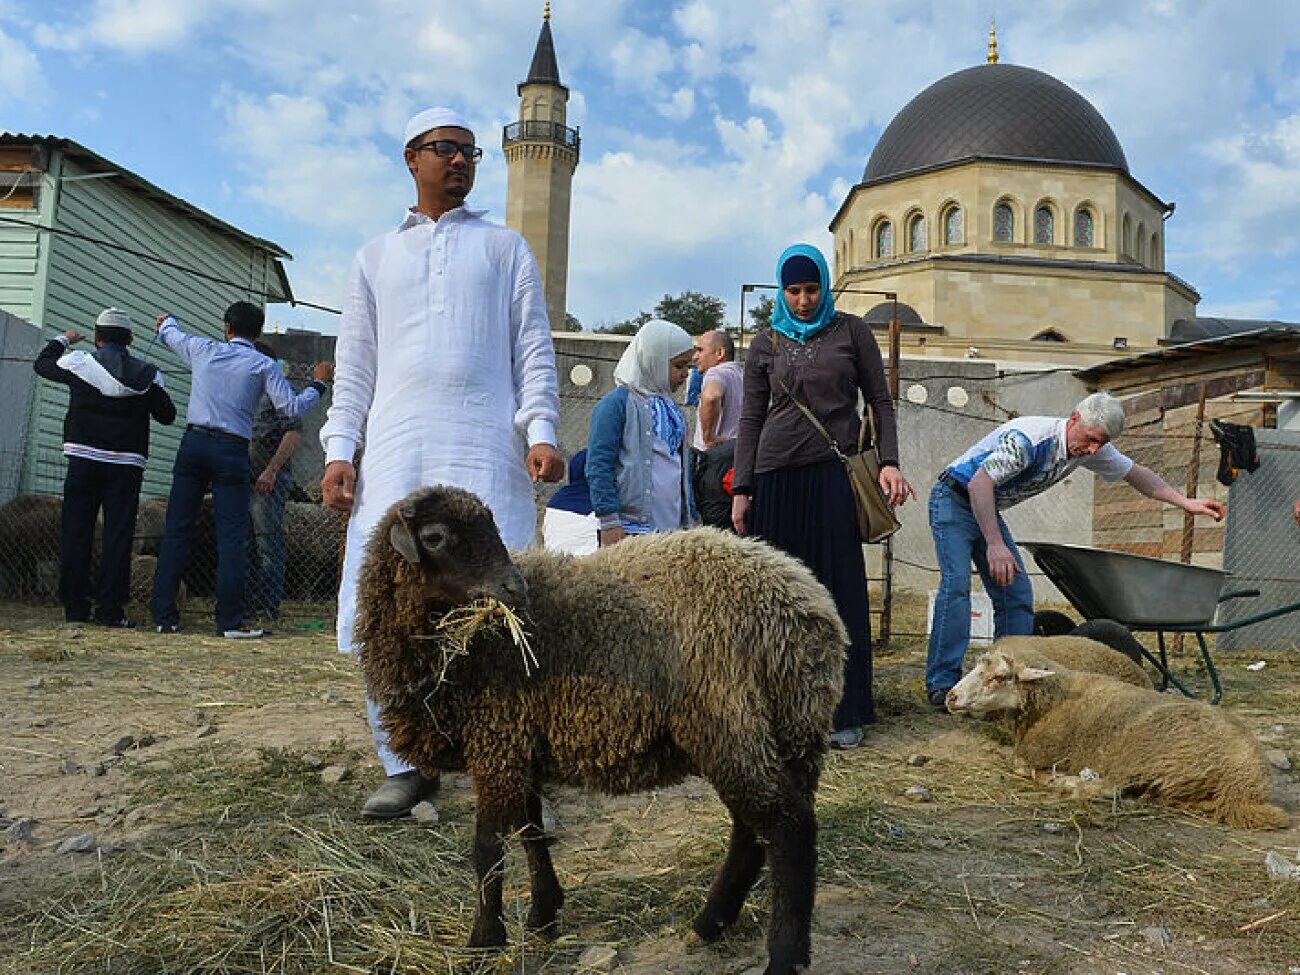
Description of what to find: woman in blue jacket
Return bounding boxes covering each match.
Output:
[586,318,697,547]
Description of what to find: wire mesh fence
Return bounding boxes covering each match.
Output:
[2,343,1297,650]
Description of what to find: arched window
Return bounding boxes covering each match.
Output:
[1032,329,1067,342]
[1135,222,1146,263]
[943,205,963,245]
[1150,232,1160,269]
[993,202,1014,243]
[1122,213,1132,257]
[875,220,893,259]
[1073,207,1094,247]
[908,214,927,252]
[1034,205,1054,245]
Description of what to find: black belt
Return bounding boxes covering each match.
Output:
[938,471,969,501]
[187,423,249,445]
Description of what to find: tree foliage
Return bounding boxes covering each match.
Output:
[748,294,775,332]
[653,291,726,336]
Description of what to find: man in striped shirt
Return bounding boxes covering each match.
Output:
[926,391,1225,707]
[34,308,176,627]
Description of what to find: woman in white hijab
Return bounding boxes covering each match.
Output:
[585,318,697,546]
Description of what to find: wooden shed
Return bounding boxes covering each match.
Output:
[0,134,293,499]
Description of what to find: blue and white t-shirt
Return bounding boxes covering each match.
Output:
[943,416,1133,510]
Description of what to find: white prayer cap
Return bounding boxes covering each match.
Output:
[404,107,474,148]
[96,308,133,331]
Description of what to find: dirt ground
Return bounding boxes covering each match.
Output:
[1,601,1298,975]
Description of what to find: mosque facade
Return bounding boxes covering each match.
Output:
[830,30,1200,367]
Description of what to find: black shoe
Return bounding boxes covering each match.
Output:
[928,687,953,711]
[360,771,441,819]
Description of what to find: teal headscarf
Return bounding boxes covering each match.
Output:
[769,243,836,344]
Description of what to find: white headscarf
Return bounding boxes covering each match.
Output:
[403,107,474,148]
[613,318,693,398]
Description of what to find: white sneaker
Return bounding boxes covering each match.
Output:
[221,626,264,640]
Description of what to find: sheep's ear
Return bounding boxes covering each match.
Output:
[1016,665,1055,683]
[389,522,421,564]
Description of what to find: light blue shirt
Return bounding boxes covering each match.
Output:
[159,316,324,440]
[945,415,1133,510]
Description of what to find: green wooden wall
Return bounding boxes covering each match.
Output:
[22,151,286,500]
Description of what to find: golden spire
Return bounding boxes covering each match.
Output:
[987,17,999,64]
[544,0,551,21]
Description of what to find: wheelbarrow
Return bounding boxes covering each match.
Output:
[1019,540,1300,704]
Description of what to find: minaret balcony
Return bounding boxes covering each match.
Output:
[502,120,581,155]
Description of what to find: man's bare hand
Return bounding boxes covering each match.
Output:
[321,460,356,513]
[1186,498,1225,522]
[313,361,335,383]
[62,330,84,344]
[599,526,626,547]
[255,468,277,497]
[878,466,917,507]
[526,444,564,483]
[154,313,172,332]
[986,540,1019,588]
[1294,499,1300,526]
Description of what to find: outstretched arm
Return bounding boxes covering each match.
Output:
[1125,463,1225,521]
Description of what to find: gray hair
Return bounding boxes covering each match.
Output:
[1074,392,1125,439]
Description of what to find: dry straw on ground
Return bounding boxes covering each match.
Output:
[1,597,1297,974]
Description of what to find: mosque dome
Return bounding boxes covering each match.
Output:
[863,63,1128,184]
[863,301,923,326]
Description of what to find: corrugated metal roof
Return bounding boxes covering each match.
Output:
[0,133,292,261]
[1076,325,1300,380]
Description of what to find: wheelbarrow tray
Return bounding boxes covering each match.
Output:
[1018,540,1227,627]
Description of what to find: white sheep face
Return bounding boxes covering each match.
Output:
[946,651,1055,716]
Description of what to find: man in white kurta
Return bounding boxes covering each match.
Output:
[321,107,563,818]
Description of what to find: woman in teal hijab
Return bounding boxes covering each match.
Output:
[731,243,915,750]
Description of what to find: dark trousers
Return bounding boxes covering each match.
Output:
[752,458,875,730]
[150,428,252,633]
[60,457,143,622]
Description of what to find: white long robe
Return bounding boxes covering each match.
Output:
[322,206,559,773]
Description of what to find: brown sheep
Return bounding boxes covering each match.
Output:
[355,485,847,975]
[946,646,1288,829]
[992,635,1152,688]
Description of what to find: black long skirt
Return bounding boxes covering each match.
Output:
[751,458,874,729]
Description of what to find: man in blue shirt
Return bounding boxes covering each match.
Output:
[926,392,1226,708]
[149,302,333,638]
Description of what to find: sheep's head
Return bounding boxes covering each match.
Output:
[384,486,529,611]
[945,650,1054,716]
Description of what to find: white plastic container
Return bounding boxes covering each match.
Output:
[927,590,995,647]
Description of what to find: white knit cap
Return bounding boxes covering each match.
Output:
[403,107,474,148]
[96,308,132,331]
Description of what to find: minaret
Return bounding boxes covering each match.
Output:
[503,3,580,332]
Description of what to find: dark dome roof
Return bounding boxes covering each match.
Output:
[864,63,1127,183]
[863,301,923,326]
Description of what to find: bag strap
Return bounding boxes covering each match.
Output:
[770,331,873,459]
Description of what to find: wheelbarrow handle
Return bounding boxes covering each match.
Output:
[1217,589,1261,603]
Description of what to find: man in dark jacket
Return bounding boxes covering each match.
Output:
[33,308,176,626]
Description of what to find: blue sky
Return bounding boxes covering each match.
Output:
[4,0,1300,335]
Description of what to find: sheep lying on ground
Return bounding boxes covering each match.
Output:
[355,485,847,974]
[992,635,1152,688]
[946,646,1288,829]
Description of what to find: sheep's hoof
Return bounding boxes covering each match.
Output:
[466,919,507,949]
[525,910,560,940]
[691,910,729,944]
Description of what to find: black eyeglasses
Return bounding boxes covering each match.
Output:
[412,139,483,163]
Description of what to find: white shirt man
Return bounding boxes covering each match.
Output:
[321,107,563,818]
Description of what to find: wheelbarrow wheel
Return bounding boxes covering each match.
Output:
[1033,609,1076,636]
[1069,618,1144,666]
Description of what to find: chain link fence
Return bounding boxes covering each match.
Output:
[2,340,1297,650]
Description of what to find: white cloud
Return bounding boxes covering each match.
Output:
[1195,114,1300,260]
[661,87,695,120]
[0,24,43,106]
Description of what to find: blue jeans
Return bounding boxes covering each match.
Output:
[247,468,292,619]
[925,480,1034,693]
[150,428,252,633]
